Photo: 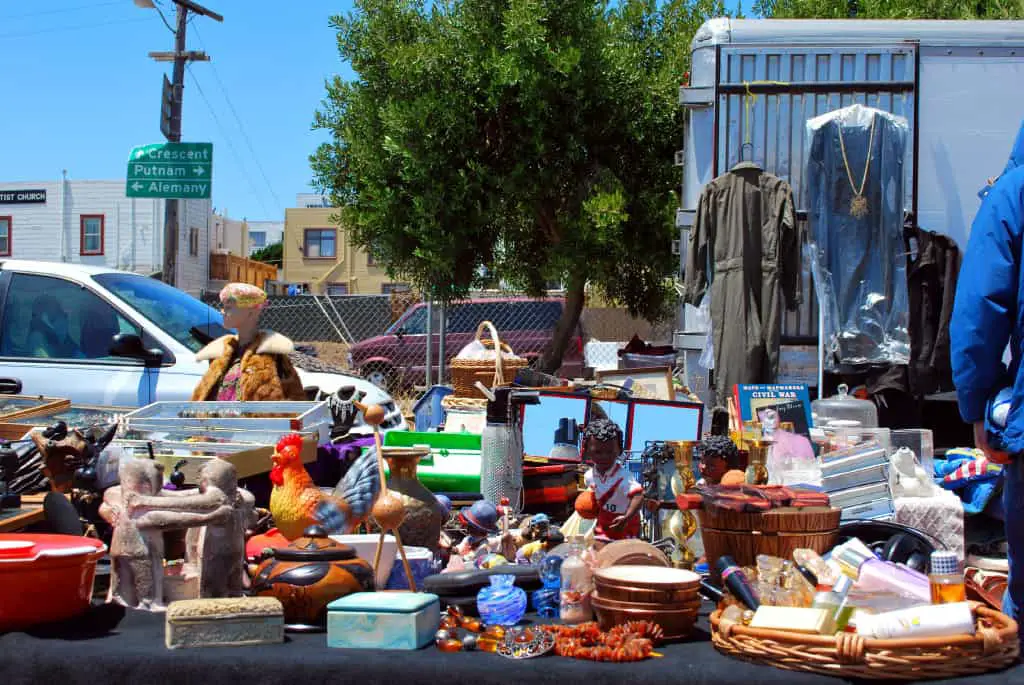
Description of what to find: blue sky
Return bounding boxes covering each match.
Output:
[0,0,356,222]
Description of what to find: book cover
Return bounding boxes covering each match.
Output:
[733,384,813,437]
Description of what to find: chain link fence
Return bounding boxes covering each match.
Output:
[203,288,677,417]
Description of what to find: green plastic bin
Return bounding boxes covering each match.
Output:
[368,431,482,494]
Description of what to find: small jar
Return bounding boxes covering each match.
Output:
[929,551,966,604]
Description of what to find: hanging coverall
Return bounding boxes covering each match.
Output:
[684,161,803,404]
[951,118,1024,639]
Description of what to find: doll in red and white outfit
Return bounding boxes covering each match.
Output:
[579,418,642,541]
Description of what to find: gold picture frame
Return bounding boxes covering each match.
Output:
[595,366,674,402]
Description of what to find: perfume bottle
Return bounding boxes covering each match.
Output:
[811,575,853,633]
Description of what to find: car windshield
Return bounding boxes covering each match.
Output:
[93,273,230,353]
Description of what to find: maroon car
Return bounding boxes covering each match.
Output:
[348,297,586,390]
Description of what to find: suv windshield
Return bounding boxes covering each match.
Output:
[93,273,229,353]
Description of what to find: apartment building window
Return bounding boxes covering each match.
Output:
[303,228,336,259]
[0,217,10,257]
[327,283,348,295]
[367,252,376,267]
[189,227,199,257]
[381,283,410,294]
[80,215,104,256]
[250,232,267,249]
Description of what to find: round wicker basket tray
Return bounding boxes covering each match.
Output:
[710,604,1019,681]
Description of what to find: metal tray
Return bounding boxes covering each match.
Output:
[820,443,888,478]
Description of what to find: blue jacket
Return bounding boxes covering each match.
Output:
[952,121,1024,452]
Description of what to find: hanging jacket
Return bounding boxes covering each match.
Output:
[951,119,1024,452]
[684,162,802,402]
[906,223,961,397]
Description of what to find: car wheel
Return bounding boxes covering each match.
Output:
[363,363,394,391]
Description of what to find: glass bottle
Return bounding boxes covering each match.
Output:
[531,554,562,618]
[929,551,967,604]
[559,536,592,624]
[811,575,853,633]
[833,539,931,603]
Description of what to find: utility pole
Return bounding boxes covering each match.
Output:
[141,0,222,286]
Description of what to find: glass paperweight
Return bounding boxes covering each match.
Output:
[477,574,527,626]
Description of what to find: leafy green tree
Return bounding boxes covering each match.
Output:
[250,241,283,266]
[312,0,726,372]
[755,0,1023,20]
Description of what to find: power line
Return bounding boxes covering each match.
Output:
[0,1,123,21]
[0,16,151,40]
[192,24,285,217]
[151,1,177,34]
[187,64,274,219]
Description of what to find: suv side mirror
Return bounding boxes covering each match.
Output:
[110,333,164,368]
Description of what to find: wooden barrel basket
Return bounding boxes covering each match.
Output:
[698,506,841,583]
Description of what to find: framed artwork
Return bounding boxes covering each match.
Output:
[521,391,589,460]
[627,399,703,453]
[595,366,674,402]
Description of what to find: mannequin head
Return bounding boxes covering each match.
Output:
[219,283,266,338]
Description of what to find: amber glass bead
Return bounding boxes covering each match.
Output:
[459,617,482,633]
[476,637,498,653]
[436,639,463,653]
[440,615,459,630]
[483,625,506,640]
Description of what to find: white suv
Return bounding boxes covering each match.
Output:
[0,260,406,434]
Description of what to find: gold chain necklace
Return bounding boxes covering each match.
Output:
[837,114,876,219]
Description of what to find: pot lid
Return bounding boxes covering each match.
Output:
[270,525,357,562]
[0,534,105,564]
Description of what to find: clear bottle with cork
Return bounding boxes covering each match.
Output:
[929,551,966,604]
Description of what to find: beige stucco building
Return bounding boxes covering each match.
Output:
[282,205,410,295]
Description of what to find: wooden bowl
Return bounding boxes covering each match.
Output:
[593,565,701,604]
[591,590,700,613]
[591,594,698,640]
[594,540,670,569]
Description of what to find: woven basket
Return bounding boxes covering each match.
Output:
[449,321,528,399]
[710,605,1019,681]
[698,506,841,584]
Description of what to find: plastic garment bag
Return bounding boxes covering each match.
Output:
[805,104,911,370]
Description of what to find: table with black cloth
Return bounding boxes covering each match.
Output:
[2,601,1021,685]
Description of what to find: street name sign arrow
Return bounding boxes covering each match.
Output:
[126,142,213,199]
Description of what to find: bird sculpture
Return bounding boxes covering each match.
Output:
[268,433,380,542]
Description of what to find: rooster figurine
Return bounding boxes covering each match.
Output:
[268,434,380,541]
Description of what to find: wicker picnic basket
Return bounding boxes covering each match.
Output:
[450,321,528,399]
[710,604,1019,681]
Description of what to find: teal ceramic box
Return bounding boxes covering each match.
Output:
[327,592,440,650]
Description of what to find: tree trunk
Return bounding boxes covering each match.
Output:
[539,271,586,374]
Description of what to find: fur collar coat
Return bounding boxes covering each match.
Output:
[191,330,306,402]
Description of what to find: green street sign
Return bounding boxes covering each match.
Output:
[126,142,213,199]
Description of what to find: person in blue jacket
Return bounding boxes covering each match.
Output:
[952,118,1024,626]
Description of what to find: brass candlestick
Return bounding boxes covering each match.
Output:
[667,440,698,570]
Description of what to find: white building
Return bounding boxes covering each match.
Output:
[0,178,211,296]
[247,220,283,254]
[295,192,330,208]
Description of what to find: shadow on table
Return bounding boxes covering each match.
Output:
[22,602,126,641]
